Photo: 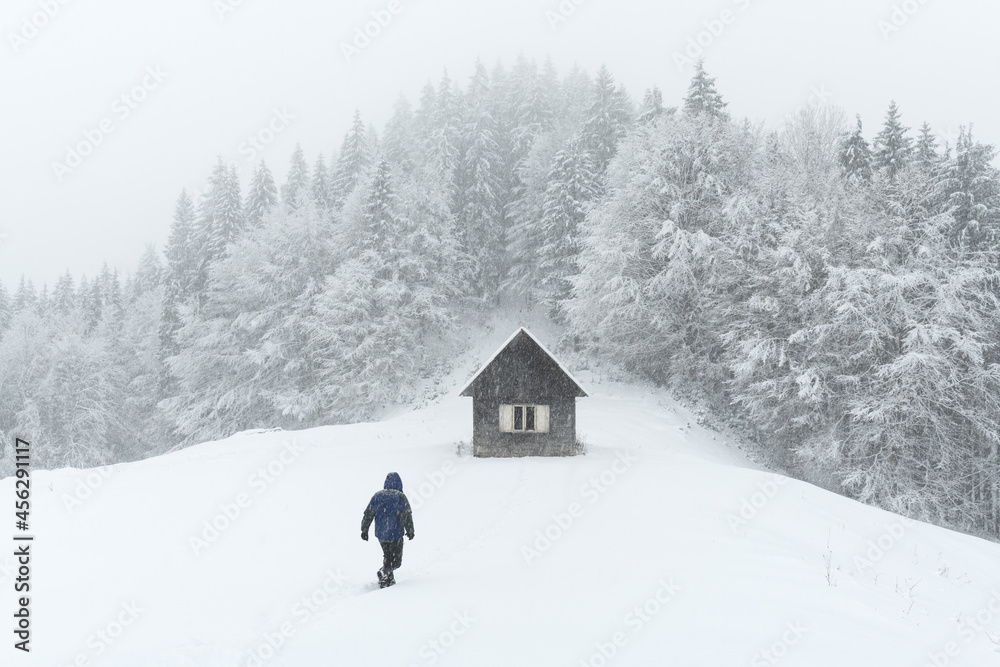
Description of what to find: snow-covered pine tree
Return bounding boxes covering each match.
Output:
[941,126,1000,250]
[569,113,748,396]
[307,170,460,423]
[557,64,593,132]
[161,189,198,356]
[579,64,633,176]
[366,122,381,162]
[616,82,637,123]
[0,280,11,333]
[162,203,337,442]
[363,158,400,255]
[186,159,236,299]
[14,276,37,313]
[872,100,913,178]
[455,60,505,299]
[312,153,331,213]
[165,190,197,291]
[413,82,438,157]
[7,306,124,468]
[132,245,164,298]
[281,144,310,212]
[105,265,170,461]
[97,264,124,323]
[914,122,941,171]
[52,271,76,314]
[331,111,371,209]
[207,164,244,260]
[509,55,555,160]
[245,161,278,228]
[383,96,417,175]
[839,114,873,183]
[503,59,567,301]
[682,60,728,120]
[505,132,565,300]
[81,265,107,332]
[537,140,598,319]
[489,58,520,241]
[638,86,668,124]
[35,285,51,317]
[430,71,462,179]
[798,203,1000,532]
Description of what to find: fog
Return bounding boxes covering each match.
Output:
[2,0,997,286]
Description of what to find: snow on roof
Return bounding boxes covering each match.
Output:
[459,327,588,397]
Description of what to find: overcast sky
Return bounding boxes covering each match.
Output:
[2,0,998,287]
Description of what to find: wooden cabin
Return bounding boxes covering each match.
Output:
[460,328,587,458]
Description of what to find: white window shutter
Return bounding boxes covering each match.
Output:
[499,404,514,432]
[536,405,550,433]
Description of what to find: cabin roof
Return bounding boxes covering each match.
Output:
[459,327,588,398]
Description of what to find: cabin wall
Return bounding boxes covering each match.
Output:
[472,396,577,457]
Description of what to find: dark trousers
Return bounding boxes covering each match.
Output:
[380,539,404,573]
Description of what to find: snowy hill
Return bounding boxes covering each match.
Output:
[7,329,1000,667]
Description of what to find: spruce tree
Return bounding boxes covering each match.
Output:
[537,141,598,318]
[193,159,229,270]
[14,276,36,313]
[683,60,728,119]
[133,245,164,297]
[0,280,9,333]
[839,114,873,183]
[187,159,235,299]
[638,86,667,124]
[312,154,331,212]
[332,111,371,208]
[431,71,462,178]
[281,144,310,211]
[559,64,593,129]
[383,96,417,174]
[941,126,1000,249]
[165,189,197,298]
[362,159,399,254]
[456,61,504,298]
[52,271,76,314]
[34,284,50,317]
[872,100,913,178]
[82,268,104,330]
[505,133,564,299]
[245,161,278,228]
[580,64,633,176]
[914,122,941,171]
[510,59,555,160]
[95,263,123,323]
[76,275,89,311]
[208,164,245,259]
[413,82,437,155]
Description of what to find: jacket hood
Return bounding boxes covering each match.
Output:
[384,472,403,491]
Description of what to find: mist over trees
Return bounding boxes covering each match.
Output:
[2,58,998,539]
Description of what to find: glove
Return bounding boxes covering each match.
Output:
[407,532,414,541]
[361,531,368,541]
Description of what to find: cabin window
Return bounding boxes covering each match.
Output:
[499,404,550,433]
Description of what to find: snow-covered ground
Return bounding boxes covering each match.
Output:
[6,326,1000,667]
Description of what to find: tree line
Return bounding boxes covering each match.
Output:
[1,58,997,539]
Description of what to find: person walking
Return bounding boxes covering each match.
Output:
[361,472,415,588]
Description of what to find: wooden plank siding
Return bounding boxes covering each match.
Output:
[472,396,577,457]
[462,329,586,458]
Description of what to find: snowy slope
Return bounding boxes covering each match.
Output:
[6,330,1000,667]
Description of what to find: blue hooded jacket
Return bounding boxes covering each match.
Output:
[361,473,414,541]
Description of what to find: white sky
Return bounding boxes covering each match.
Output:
[2,0,998,287]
